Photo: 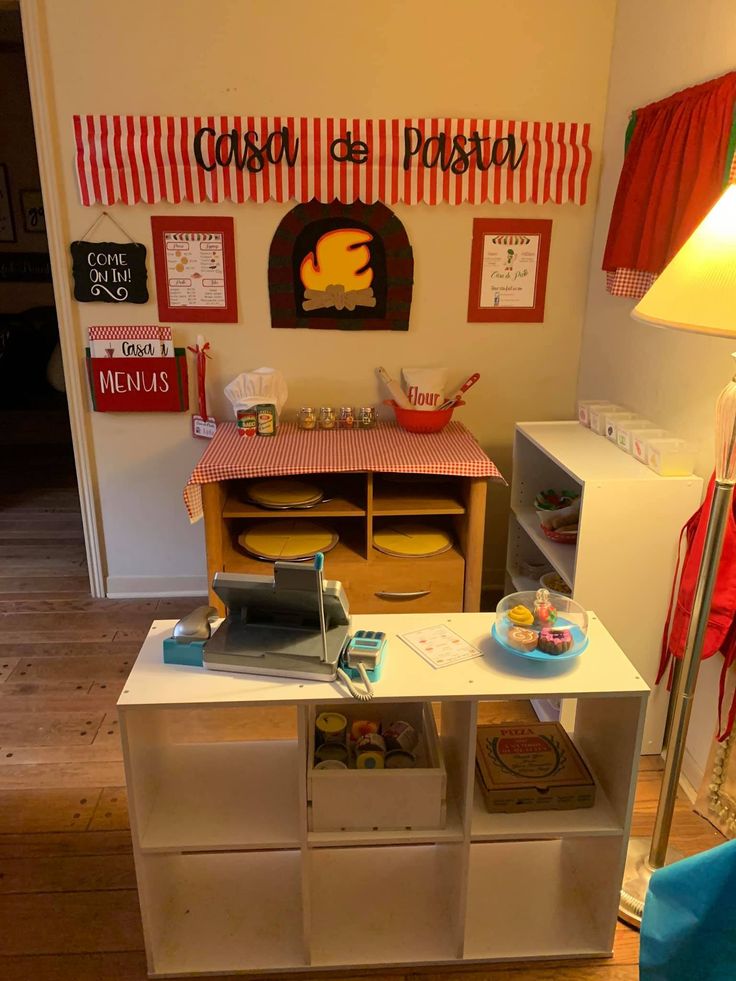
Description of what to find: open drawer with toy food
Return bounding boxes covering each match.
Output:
[306,702,447,833]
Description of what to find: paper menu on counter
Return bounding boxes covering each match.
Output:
[399,624,483,669]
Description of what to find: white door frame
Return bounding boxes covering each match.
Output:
[19,0,106,596]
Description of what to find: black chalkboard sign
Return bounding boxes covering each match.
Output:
[70,241,148,303]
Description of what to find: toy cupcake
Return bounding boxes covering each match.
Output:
[507,604,534,627]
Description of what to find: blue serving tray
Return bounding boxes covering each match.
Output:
[491,617,588,663]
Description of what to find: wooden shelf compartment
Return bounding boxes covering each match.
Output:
[309,843,463,966]
[372,476,466,516]
[463,837,621,960]
[223,518,368,572]
[141,850,305,975]
[224,473,368,520]
[222,525,465,612]
[123,705,303,853]
[223,495,366,519]
[204,465,489,615]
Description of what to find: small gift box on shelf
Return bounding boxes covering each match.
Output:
[646,438,695,476]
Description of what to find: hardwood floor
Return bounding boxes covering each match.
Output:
[0,423,725,980]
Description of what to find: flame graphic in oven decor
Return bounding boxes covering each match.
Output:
[299,228,377,312]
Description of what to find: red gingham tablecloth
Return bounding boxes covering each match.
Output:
[184,421,505,522]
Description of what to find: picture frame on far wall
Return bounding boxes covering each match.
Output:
[20,189,46,234]
[0,164,16,243]
[467,218,552,323]
[151,216,238,323]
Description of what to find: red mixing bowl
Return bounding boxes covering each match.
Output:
[384,399,464,433]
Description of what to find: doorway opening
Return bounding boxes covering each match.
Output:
[0,5,89,595]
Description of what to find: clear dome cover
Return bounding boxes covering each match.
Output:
[493,588,589,661]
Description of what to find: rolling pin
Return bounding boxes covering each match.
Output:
[376,367,413,409]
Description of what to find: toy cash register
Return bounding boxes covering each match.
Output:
[164,554,386,698]
[203,557,350,680]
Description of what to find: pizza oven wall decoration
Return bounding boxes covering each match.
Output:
[269,200,413,331]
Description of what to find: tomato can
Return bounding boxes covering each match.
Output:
[236,408,258,439]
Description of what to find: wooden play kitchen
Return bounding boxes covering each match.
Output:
[119,612,648,975]
[185,420,503,615]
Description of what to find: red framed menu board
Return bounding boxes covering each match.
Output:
[151,216,238,323]
[467,218,551,323]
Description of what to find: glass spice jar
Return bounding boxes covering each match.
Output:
[358,406,377,429]
[297,406,317,430]
[338,406,356,429]
[318,406,336,430]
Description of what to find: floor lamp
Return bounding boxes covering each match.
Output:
[619,184,736,927]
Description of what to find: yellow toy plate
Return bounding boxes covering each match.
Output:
[373,522,452,558]
[238,519,338,561]
[245,478,323,509]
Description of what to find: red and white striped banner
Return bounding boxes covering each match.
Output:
[73,115,592,207]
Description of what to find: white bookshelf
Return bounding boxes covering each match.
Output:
[507,421,703,753]
[120,616,647,976]
[464,837,622,960]
[137,740,301,852]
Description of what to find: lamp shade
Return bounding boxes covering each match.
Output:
[632,184,736,338]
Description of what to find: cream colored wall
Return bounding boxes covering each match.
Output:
[35,0,615,594]
[577,0,736,787]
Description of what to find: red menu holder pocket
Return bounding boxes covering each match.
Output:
[86,348,189,412]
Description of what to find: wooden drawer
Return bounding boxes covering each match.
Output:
[342,550,465,614]
[307,701,447,832]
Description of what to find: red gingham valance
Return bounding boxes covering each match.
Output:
[74,115,592,207]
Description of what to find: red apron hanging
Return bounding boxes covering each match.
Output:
[659,475,736,740]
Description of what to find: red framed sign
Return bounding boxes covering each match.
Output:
[151,216,238,323]
[467,218,551,323]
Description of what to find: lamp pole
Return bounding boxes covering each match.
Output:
[619,367,736,926]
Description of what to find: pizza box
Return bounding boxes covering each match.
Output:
[476,721,596,813]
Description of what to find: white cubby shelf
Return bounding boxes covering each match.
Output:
[507,421,703,753]
[120,614,648,976]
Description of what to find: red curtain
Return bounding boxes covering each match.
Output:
[603,71,736,285]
